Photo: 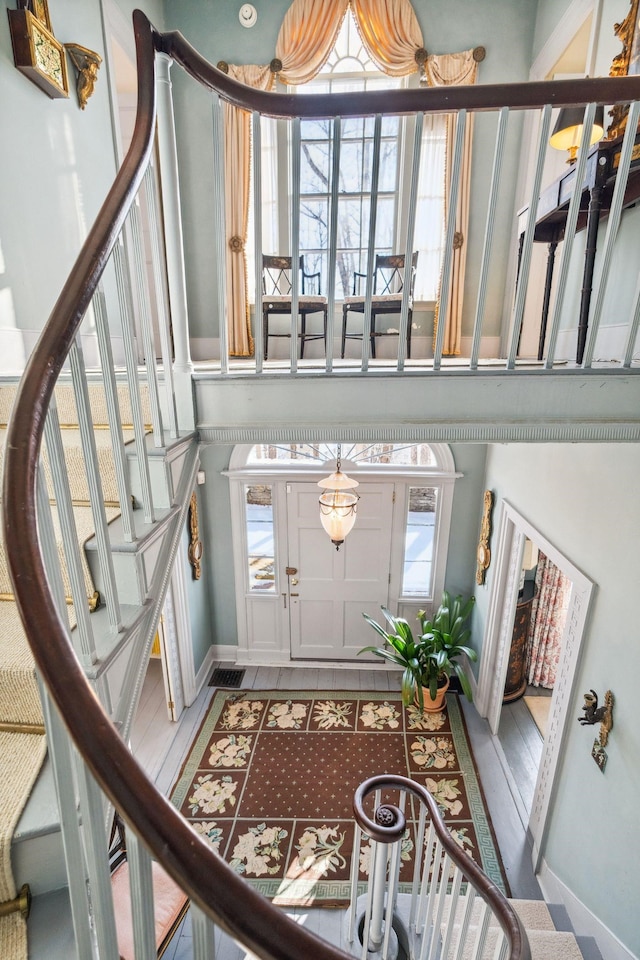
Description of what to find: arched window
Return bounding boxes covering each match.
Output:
[250,10,445,306]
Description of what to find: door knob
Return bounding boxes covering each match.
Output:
[291,578,299,586]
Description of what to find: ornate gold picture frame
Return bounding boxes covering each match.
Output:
[608,0,640,139]
[31,0,53,31]
[8,8,69,99]
[476,490,494,585]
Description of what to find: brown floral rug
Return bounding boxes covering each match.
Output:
[169,690,507,907]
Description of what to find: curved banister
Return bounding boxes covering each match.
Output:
[1,12,353,960]
[354,775,530,960]
[160,25,640,118]
[4,8,635,959]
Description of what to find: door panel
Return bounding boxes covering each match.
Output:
[288,482,394,660]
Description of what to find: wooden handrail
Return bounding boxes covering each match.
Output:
[0,13,365,960]
[160,25,640,119]
[6,9,634,959]
[354,775,531,960]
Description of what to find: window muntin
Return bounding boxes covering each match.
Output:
[300,76,401,300]
[248,9,446,306]
[245,484,276,592]
[246,442,437,467]
[402,486,438,596]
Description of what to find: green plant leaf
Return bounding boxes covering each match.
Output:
[401,667,417,707]
[358,646,406,669]
[453,662,474,702]
[361,613,390,642]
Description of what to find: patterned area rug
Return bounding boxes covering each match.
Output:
[170,690,507,906]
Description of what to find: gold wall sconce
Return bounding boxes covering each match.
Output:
[188,492,203,580]
[65,43,101,109]
[476,490,494,584]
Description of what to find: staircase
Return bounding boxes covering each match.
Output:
[0,377,198,957]
[346,775,602,960]
[2,9,630,960]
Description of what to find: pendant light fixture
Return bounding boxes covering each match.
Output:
[317,445,360,550]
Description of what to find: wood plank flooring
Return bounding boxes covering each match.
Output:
[132,660,544,960]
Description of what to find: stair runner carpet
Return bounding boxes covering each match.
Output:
[0,382,147,959]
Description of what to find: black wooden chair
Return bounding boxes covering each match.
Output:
[341,252,418,359]
[262,255,328,360]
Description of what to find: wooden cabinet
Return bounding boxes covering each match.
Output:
[503,583,534,703]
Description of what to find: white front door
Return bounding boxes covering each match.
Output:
[287,482,394,660]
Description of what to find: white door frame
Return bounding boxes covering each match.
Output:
[160,551,198,712]
[475,500,594,868]
[226,443,460,665]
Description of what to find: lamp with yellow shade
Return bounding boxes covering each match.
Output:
[549,104,605,164]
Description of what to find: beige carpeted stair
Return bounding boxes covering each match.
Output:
[0,381,149,959]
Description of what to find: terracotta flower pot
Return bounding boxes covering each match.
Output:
[417,674,450,713]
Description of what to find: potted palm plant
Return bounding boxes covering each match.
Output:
[360,591,477,712]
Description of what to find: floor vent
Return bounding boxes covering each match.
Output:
[208,668,246,688]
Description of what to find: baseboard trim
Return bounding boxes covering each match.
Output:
[537,859,637,960]
[189,335,504,364]
[554,323,636,364]
[193,645,228,694]
[234,652,396,670]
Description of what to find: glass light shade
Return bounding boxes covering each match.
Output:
[549,105,604,163]
[317,470,359,491]
[318,488,359,548]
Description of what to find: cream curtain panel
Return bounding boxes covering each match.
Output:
[425,50,478,356]
[351,0,424,75]
[275,0,348,84]
[222,0,477,358]
[224,66,274,357]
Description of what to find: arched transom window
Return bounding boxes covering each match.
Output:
[228,441,458,606]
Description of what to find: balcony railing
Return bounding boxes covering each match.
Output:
[160,27,640,376]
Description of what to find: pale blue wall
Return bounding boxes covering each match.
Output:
[0,0,116,369]
[0,0,165,371]
[181,485,213,674]
[480,443,640,957]
[198,443,238,648]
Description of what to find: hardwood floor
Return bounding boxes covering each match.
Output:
[131,660,543,960]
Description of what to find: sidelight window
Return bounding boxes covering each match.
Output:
[245,484,275,592]
[402,486,438,596]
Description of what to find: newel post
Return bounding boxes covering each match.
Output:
[155,52,195,430]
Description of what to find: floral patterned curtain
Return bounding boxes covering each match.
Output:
[526,552,571,688]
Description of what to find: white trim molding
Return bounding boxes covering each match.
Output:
[226,441,460,665]
[476,500,594,871]
[538,859,637,960]
[529,0,597,82]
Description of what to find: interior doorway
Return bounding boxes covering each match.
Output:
[228,442,459,666]
[476,500,593,868]
[498,539,571,818]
